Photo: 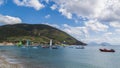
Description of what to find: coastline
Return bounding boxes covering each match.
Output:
[0,43,15,46]
[0,56,22,68]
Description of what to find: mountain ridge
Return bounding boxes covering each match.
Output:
[0,23,86,45]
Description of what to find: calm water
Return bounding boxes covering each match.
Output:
[0,45,120,68]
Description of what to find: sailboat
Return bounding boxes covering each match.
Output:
[50,39,52,47]
[41,39,52,48]
[50,39,58,49]
[26,40,30,46]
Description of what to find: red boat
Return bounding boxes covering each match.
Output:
[99,48,115,52]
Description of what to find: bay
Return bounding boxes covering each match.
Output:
[0,45,119,68]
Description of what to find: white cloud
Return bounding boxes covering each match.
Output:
[45,14,50,19]
[103,32,113,38]
[59,8,72,19]
[99,0,120,22]
[110,21,120,28]
[115,29,120,33]
[63,24,89,40]
[51,4,57,10]
[62,24,109,44]
[0,14,22,24]
[51,0,105,19]
[0,0,4,5]
[85,20,109,31]
[45,0,49,4]
[51,0,120,23]
[102,32,120,45]
[13,0,44,10]
[83,32,114,44]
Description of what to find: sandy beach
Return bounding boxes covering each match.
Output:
[0,56,22,68]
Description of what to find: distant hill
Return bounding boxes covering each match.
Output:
[88,42,99,46]
[100,42,111,46]
[0,24,86,45]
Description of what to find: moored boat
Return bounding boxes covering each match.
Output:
[51,46,58,49]
[99,48,115,52]
[76,46,84,49]
[41,45,49,48]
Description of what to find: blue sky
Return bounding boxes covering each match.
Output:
[0,0,120,45]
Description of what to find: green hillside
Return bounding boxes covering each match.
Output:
[0,24,86,45]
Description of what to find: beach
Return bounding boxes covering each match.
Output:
[0,56,21,68]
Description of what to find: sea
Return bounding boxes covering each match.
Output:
[0,45,120,68]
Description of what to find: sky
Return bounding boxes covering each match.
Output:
[0,0,120,45]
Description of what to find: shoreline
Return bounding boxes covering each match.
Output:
[0,56,22,68]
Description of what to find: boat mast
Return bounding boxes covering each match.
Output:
[26,40,30,46]
[50,39,52,47]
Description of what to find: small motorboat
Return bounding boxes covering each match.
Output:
[41,46,49,48]
[99,48,115,52]
[51,46,58,49]
[32,46,38,49]
[76,46,84,49]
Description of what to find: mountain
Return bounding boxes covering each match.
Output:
[100,42,111,46]
[0,23,86,45]
[88,42,99,46]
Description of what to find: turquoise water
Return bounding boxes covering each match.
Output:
[0,45,120,68]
